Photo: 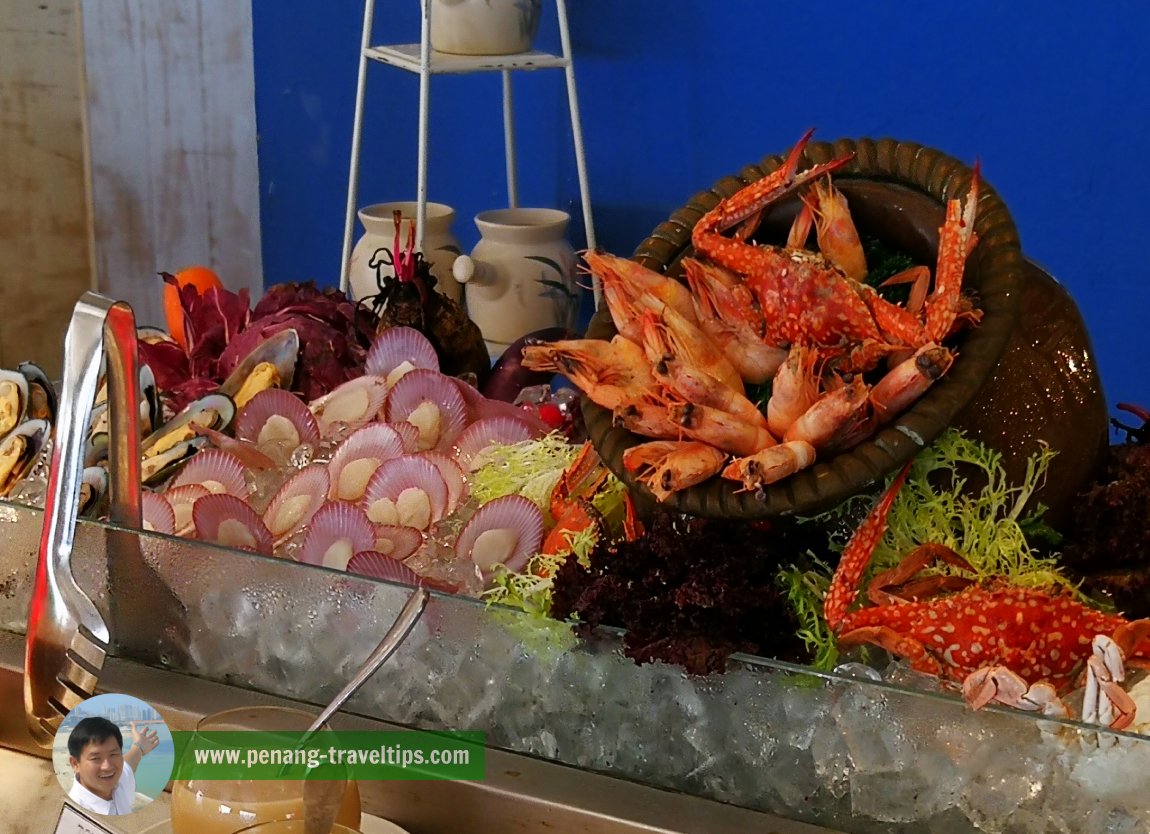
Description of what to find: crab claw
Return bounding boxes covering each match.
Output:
[1082,634,1137,730]
[962,666,1069,719]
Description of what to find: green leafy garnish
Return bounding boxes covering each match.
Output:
[779,429,1076,670]
[470,432,581,510]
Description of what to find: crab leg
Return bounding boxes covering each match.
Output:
[693,128,854,241]
[1081,635,1135,729]
[925,164,981,343]
[824,462,913,631]
[962,667,1069,718]
[865,542,975,606]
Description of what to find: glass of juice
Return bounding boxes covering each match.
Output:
[171,706,362,834]
[235,822,361,833]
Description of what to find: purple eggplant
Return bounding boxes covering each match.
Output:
[482,327,577,402]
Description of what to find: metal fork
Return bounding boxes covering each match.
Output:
[24,293,140,746]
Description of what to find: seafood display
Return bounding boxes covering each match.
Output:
[525,130,983,500]
[133,325,565,594]
[825,462,1150,729]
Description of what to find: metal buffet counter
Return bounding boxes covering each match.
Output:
[2,499,1150,833]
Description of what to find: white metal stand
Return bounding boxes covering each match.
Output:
[339,0,599,306]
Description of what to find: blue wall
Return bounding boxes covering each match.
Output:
[252,1,1150,412]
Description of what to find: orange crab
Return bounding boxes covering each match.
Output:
[824,464,1150,729]
[690,128,980,372]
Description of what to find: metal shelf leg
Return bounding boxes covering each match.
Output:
[340,0,379,294]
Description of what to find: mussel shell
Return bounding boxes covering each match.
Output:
[0,370,30,440]
[0,418,49,496]
[137,326,176,345]
[78,465,109,517]
[141,393,236,461]
[219,329,299,400]
[18,362,56,424]
[141,437,209,486]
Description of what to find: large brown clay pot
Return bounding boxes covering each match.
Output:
[584,137,1034,518]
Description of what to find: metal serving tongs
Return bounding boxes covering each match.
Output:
[24,292,141,747]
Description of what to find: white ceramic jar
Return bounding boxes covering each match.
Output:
[429,0,542,56]
[348,201,462,304]
[452,207,578,357]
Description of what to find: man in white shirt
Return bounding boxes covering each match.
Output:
[67,716,159,815]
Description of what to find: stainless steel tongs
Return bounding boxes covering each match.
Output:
[24,292,141,746]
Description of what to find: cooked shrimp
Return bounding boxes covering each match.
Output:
[766,344,821,438]
[803,178,867,283]
[654,358,768,430]
[521,336,654,411]
[666,401,775,457]
[683,258,786,384]
[583,250,698,325]
[722,440,817,491]
[783,376,870,450]
[638,298,745,394]
[623,440,727,501]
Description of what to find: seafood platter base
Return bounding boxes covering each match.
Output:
[2,504,1148,834]
[584,136,1024,518]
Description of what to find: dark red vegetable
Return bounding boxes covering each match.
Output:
[481,327,576,402]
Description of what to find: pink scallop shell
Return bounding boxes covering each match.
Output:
[193,493,274,554]
[141,491,176,536]
[263,464,330,541]
[326,423,406,502]
[234,389,319,448]
[388,420,421,453]
[346,551,424,587]
[415,451,467,515]
[370,524,424,562]
[164,483,210,536]
[453,416,536,471]
[384,369,468,452]
[364,326,440,381]
[309,376,390,436]
[360,455,449,530]
[297,500,376,570]
[455,494,543,576]
[170,449,249,499]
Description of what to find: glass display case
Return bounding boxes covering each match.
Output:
[2,500,1148,834]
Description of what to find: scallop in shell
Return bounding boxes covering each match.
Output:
[235,389,320,451]
[165,484,210,536]
[370,524,423,562]
[297,500,375,571]
[389,420,421,453]
[326,423,406,502]
[384,369,468,452]
[193,493,274,554]
[365,326,440,387]
[263,465,330,543]
[361,456,449,531]
[310,376,390,437]
[416,451,467,515]
[455,494,543,576]
[170,449,249,498]
[453,416,536,471]
[346,550,423,587]
[141,491,177,535]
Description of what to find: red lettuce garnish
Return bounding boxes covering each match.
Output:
[141,280,377,411]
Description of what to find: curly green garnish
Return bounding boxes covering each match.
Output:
[780,429,1075,670]
[470,432,581,510]
[483,523,600,617]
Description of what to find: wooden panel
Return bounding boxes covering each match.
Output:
[80,0,262,330]
[0,0,94,378]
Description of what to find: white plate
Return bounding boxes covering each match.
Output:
[137,813,409,834]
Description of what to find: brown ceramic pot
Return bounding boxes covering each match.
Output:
[584,137,1029,518]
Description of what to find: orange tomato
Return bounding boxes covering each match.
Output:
[164,265,223,349]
